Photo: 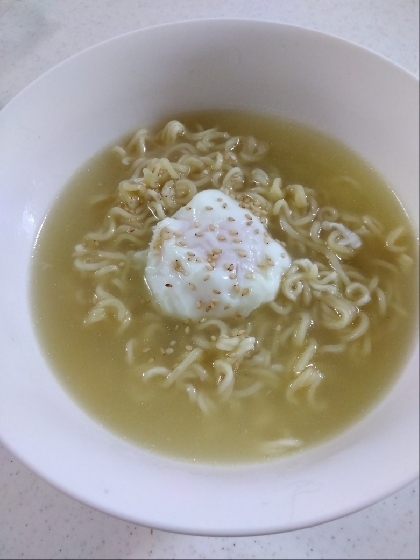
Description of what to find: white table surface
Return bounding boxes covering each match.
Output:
[0,1,418,558]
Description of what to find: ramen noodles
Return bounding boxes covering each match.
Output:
[31,111,418,462]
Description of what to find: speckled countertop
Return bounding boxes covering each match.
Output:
[0,1,418,558]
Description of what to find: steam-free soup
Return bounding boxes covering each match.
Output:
[31,111,418,463]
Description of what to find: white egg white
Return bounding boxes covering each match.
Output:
[145,190,291,320]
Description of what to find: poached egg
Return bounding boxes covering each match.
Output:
[145,190,291,320]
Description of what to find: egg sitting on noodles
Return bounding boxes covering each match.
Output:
[145,190,291,320]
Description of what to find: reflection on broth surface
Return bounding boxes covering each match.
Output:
[31,110,418,463]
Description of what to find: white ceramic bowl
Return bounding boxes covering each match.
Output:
[0,20,418,536]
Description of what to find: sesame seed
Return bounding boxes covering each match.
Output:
[204,275,210,281]
[177,241,187,247]
[194,222,200,228]
[245,214,253,220]
[205,206,213,210]
[211,299,219,305]
[229,230,238,235]
[209,224,216,231]
[211,335,217,341]
[143,347,150,352]
[237,250,247,257]
[275,325,281,331]
[165,283,173,287]
[246,221,252,226]
[242,288,250,296]
[233,285,240,293]
[224,304,231,310]
[217,197,223,202]
[228,217,235,222]
[233,238,241,244]
[186,345,193,351]
[188,283,196,291]
[229,273,237,280]
[185,326,190,334]
[165,348,174,355]
[205,264,214,271]
[160,348,165,354]
[223,263,230,270]
[222,203,227,208]
[245,273,253,279]
[187,251,195,256]
[213,289,221,294]
[170,340,176,346]
[195,232,203,237]
[213,248,222,254]
[217,235,226,241]
[148,357,155,363]
[237,329,245,336]
[172,260,186,273]
[228,264,234,271]
[206,305,212,312]
[196,301,202,309]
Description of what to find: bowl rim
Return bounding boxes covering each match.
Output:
[2,17,420,114]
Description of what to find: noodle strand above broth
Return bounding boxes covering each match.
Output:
[32,110,418,463]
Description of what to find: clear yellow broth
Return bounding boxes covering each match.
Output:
[31,110,418,463]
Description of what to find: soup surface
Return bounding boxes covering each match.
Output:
[31,110,418,463]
